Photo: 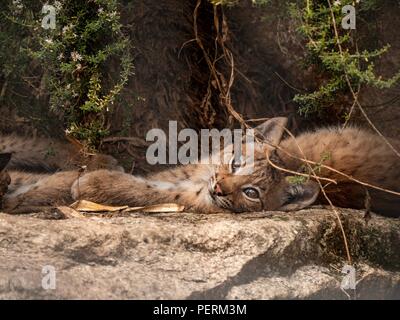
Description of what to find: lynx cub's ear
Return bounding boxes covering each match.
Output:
[254,117,288,148]
[278,179,320,211]
[0,153,11,171]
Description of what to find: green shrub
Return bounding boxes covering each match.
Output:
[291,0,400,117]
[0,0,133,149]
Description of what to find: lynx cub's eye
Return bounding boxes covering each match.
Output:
[242,187,260,199]
[229,155,245,173]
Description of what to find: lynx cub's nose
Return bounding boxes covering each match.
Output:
[213,183,224,196]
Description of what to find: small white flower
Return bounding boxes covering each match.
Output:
[71,51,83,62]
[58,53,64,60]
[98,7,104,13]
[45,38,53,44]
[108,11,117,18]
[12,0,23,10]
[53,1,62,12]
[333,0,341,6]
[62,24,74,34]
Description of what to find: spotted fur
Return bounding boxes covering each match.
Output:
[3,118,400,217]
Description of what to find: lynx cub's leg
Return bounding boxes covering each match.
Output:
[71,169,155,207]
[4,171,79,213]
[71,169,219,212]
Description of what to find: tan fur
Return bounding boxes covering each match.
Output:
[0,135,123,172]
[277,127,400,216]
[4,171,79,213]
[3,119,400,217]
[0,135,123,213]
[67,118,290,213]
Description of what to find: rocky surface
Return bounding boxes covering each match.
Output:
[0,207,399,299]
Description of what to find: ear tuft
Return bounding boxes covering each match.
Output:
[254,117,288,148]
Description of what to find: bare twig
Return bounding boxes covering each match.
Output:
[102,136,148,147]
[266,156,337,184]
[275,135,400,198]
[327,0,400,159]
[269,124,352,264]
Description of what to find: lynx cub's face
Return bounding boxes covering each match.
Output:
[207,118,320,213]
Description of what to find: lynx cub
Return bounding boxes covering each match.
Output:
[1,118,399,217]
[0,134,122,172]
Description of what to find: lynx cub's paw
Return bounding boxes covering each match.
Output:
[0,153,11,209]
[0,171,11,197]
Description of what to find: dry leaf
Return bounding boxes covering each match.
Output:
[122,203,185,213]
[70,200,128,212]
[56,206,85,218]
[69,200,184,214]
